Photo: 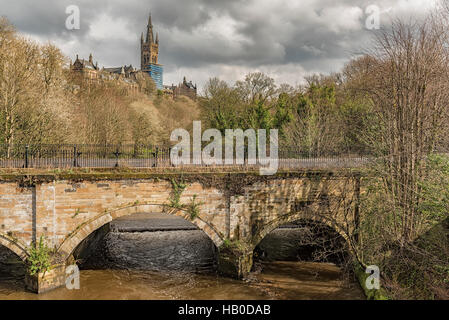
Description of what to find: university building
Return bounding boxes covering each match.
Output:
[70,12,196,99]
[70,54,99,82]
[70,54,140,95]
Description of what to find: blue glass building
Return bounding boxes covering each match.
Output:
[148,64,163,90]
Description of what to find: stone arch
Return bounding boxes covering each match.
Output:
[251,212,349,252]
[57,203,224,262]
[0,234,28,261]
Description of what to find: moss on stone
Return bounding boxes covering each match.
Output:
[0,168,367,196]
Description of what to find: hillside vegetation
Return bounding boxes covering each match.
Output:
[0,17,200,147]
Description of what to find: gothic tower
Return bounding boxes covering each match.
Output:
[141,13,163,89]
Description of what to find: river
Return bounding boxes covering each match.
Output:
[0,213,364,300]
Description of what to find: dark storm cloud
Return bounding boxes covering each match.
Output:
[0,0,438,87]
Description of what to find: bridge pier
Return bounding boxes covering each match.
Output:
[25,264,67,294]
[217,248,253,279]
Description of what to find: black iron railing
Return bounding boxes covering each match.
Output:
[0,144,374,169]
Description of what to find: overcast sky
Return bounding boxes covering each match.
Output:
[0,0,439,91]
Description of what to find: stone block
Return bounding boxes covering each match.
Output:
[25,264,66,294]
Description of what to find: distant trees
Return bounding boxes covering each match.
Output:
[0,18,69,153]
[235,72,277,104]
[72,83,130,145]
[201,71,374,155]
[201,73,293,140]
[283,77,342,155]
[201,77,242,130]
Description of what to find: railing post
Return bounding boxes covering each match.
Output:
[73,145,77,168]
[113,148,121,168]
[155,147,159,168]
[25,145,29,168]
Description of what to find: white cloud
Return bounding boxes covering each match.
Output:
[88,13,133,41]
[319,6,364,33]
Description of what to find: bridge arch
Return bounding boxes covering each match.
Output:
[57,203,224,262]
[251,211,349,252]
[0,234,28,261]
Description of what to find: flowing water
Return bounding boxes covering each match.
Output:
[0,213,364,300]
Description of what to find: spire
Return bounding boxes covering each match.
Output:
[156,33,159,45]
[89,53,93,64]
[146,12,154,43]
[141,32,144,43]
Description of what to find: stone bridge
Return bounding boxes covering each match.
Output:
[0,168,362,293]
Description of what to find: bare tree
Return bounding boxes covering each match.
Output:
[364,19,449,241]
[235,72,277,104]
[0,21,43,153]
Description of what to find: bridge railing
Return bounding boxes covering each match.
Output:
[0,144,375,170]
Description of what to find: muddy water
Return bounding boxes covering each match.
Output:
[0,262,363,300]
[0,213,364,300]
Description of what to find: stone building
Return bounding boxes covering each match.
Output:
[70,53,100,81]
[168,77,198,100]
[102,65,141,95]
[71,55,140,95]
[103,65,138,79]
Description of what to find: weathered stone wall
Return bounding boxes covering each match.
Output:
[0,183,33,259]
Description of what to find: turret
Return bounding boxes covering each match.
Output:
[146,13,154,43]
